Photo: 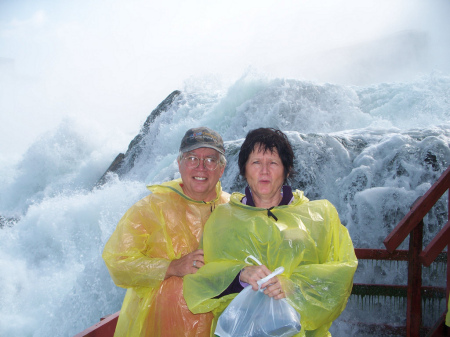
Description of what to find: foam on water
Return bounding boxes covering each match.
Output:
[1,71,450,336]
[0,178,146,336]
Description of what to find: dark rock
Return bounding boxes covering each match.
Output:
[0,215,19,228]
[96,90,182,186]
[97,153,125,186]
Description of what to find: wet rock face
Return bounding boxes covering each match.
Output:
[97,90,182,186]
[0,215,19,228]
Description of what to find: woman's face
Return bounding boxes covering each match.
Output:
[245,145,286,206]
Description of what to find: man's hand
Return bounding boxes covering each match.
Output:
[165,249,205,279]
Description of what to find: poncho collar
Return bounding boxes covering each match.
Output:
[147,178,223,205]
[242,185,294,207]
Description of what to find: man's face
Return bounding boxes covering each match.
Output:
[178,147,225,202]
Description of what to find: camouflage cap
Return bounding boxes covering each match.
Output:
[179,127,225,155]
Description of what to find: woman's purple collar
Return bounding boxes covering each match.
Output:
[242,185,293,207]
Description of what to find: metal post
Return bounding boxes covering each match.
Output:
[406,219,423,337]
[447,190,450,316]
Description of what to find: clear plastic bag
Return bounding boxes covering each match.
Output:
[215,256,301,337]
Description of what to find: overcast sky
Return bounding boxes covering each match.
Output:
[1,0,449,161]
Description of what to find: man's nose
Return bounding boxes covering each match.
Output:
[197,158,207,170]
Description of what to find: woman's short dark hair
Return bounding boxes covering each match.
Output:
[238,128,295,181]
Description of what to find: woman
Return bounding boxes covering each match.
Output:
[184,128,358,337]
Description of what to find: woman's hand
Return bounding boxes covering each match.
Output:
[165,249,204,279]
[240,265,286,299]
[261,276,285,299]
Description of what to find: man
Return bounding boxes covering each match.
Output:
[102,127,229,337]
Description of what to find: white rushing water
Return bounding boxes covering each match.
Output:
[1,70,449,336]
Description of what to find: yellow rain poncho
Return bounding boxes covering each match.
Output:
[184,190,357,337]
[102,178,230,337]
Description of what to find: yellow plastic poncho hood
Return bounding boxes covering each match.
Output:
[103,178,229,337]
[184,190,357,337]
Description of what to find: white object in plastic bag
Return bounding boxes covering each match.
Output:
[215,256,301,337]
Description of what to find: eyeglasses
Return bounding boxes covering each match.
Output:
[182,155,220,171]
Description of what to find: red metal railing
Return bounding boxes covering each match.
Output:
[383,164,450,336]
[73,166,450,337]
[352,247,447,336]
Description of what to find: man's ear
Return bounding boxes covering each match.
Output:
[219,164,226,177]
